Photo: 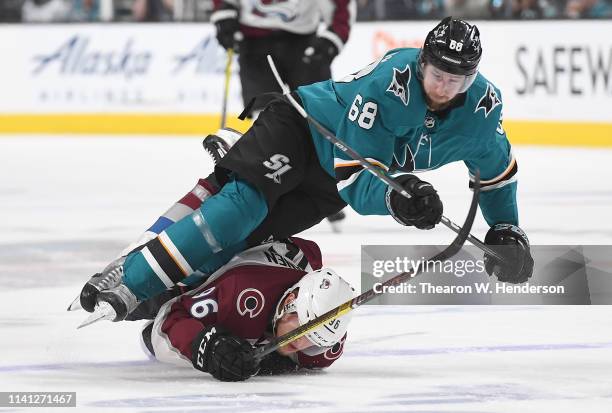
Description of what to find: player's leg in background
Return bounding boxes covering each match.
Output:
[238,35,282,118]
[281,32,332,88]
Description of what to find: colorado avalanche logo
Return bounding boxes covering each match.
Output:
[323,336,346,361]
[236,288,265,318]
[386,64,411,106]
[252,0,299,23]
[475,83,502,118]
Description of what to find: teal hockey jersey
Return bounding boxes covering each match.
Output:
[296,48,518,226]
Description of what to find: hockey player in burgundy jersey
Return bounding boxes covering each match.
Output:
[212,0,356,114]
[142,237,354,381]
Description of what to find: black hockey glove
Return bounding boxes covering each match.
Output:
[212,9,241,50]
[484,224,534,284]
[386,174,443,230]
[191,325,259,382]
[258,351,299,375]
[302,36,339,65]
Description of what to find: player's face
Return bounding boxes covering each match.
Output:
[422,64,465,110]
[275,311,315,355]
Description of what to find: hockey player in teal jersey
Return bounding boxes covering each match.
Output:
[73,17,533,324]
[299,46,518,225]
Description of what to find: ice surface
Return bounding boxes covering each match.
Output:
[1,136,611,412]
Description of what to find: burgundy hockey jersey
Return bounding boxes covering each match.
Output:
[150,237,347,370]
[212,0,355,52]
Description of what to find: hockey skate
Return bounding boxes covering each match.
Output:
[202,128,242,164]
[77,283,139,329]
[67,256,126,312]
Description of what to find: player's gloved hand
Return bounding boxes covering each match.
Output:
[386,174,443,229]
[212,10,242,50]
[302,36,339,64]
[258,351,299,375]
[484,224,534,284]
[191,325,259,382]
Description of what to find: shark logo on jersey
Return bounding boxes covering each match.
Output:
[475,83,502,118]
[386,64,411,106]
[263,154,292,184]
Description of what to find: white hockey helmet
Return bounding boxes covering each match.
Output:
[273,268,355,348]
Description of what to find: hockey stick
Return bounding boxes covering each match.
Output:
[220,48,234,129]
[265,55,506,263]
[252,169,480,361]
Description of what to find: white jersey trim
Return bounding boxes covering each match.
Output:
[151,295,193,367]
[319,29,344,52]
[142,247,174,289]
[210,9,238,23]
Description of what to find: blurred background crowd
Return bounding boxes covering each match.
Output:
[1,0,610,23]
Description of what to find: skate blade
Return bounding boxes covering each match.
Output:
[67,294,82,311]
[77,302,116,329]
